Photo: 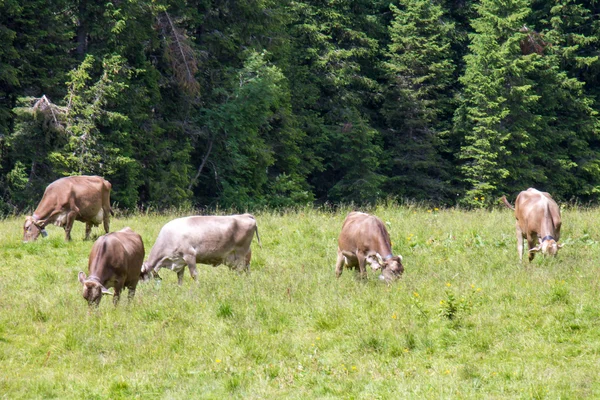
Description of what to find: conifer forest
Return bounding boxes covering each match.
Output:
[2,1,600,211]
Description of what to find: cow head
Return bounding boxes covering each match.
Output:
[140,263,161,282]
[23,216,47,242]
[377,254,404,282]
[529,237,564,257]
[78,272,112,306]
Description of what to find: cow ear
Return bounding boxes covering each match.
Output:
[529,246,541,253]
[78,272,86,284]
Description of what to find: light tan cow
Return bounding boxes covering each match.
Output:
[141,214,261,285]
[502,188,564,261]
[335,211,404,282]
[78,227,145,307]
[23,175,112,242]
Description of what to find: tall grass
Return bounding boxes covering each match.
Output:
[1,205,600,398]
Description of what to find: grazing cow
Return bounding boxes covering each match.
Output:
[78,227,145,306]
[502,188,564,261]
[335,211,404,282]
[23,175,112,242]
[141,214,261,285]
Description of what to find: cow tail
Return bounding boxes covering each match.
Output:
[255,224,262,249]
[501,195,515,210]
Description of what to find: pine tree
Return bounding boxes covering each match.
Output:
[456,0,600,204]
[382,1,456,203]
[284,0,387,204]
[455,0,535,205]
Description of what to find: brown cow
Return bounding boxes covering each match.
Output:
[502,188,564,262]
[335,212,404,282]
[141,214,261,285]
[23,175,112,242]
[78,227,145,306]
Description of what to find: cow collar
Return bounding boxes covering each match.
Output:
[383,254,393,261]
[31,214,46,229]
[541,235,555,243]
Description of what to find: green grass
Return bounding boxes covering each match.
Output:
[2,205,600,398]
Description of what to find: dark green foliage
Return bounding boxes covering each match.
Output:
[382,1,457,203]
[2,0,600,211]
[455,0,600,205]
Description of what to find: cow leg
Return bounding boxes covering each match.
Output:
[112,288,122,306]
[527,235,537,262]
[177,270,185,285]
[85,222,92,240]
[335,250,345,278]
[127,286,136,302]
[64,211,78,241]
[103,206,110,234]
[516,223,524,262]
[244,249,252,272]
[357,253,368,280]
[183,254,198,283]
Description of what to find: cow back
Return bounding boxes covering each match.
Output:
[338,212,393,256]
[88,228,145,287]
[34,175,111,221]
[145,214,257,268]
[515,188,561,239]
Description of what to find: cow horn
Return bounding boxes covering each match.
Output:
[529,246,541,253]
[376,253,384,265]
[101,287,114,296]
[557,243,565,249]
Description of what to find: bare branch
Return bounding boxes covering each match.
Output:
[157,11,200,96]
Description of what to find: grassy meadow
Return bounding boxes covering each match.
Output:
[2,205,600,398]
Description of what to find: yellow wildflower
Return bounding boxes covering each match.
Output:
[392,313,397,320]
[446,282,451,287]
[413,292,419,297]
[216,359,221,363]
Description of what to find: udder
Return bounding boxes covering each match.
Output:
[54,211,69,227]
[159,256,187,273]
[91,209,104,225]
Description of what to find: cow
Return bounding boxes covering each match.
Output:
[23,175,112,242]
[78,227,145,306]
[335,211,404,282]
[502,188,564,262]
[141,214,261,285]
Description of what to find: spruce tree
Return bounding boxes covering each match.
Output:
[382,1,456,203]
[455,0,537,205]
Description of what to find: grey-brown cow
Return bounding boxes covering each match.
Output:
[141,214,261,285]
[335,211,404,282]
[78,227,145,306]
[23,175,112,242]
[502,188,564,261]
